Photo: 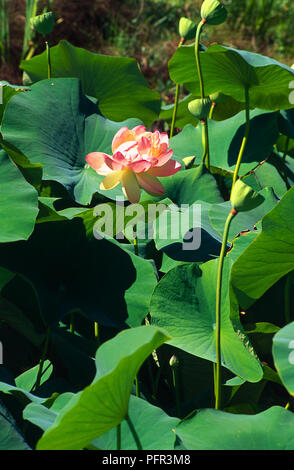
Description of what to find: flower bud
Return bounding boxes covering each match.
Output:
[169,355,179,368]
[230,179,264,213]
[188,97,211,120]
[30,12,54,35]
[178,17,197,41]
[201,0,227,26]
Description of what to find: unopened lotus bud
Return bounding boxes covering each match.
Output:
[179,17,197,41]
[201,0,227,26]
[209,91,228,104]
[230,179,264,213]
[30,12,54,35]
[188,98,211,120]
[169,355,179,368]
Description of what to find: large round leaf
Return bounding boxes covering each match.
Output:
[0,81,29,125]
[0,151,39,242]
[36,325,170,450]
[1,77,142,204]
[231,186,294,309]
[153,201,224,263]
[157,164,223,206]
[208,187,277,242]
[20,40,160,126]
[160,93,245,129]
[150,258,262,382]
[0,403,30,450]
[169,109,278,174]
[243,154,294,199]
[273,322,294,396]
[176,406,294,450]
[169,44,294,110]
[23,393,75,432]
[0,217,157,327]
[91,395,179,450]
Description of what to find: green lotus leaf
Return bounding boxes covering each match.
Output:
[20,40,160,126]
[231,186,294,309]
[36,325,170,450]
[169,43,294,110]
[0,150,39,242]
[1,77,142,204]
[176,406,294,450]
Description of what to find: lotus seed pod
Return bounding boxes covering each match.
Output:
[188,98,212,120]
[209,91,228,104]
[169,355,179,368]
[30,12,54,35]
[201,0,227,26]
[230,179,264,212]
[178,17,197,41]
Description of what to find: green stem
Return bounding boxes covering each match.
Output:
[126,413,143,450]
[200,121,206,164]
[172,367,181,417]
[170,38,184,138]
[25,44,37,60]
[194,19,206,99]
[232,87,250,189]
[204,119,210,170]
[94,322,100,347]
[133,223,139,256]
[32,0,39,18]
[200,120,210,170]
[116,423,121,450]
[194,19,210,170]
[133,236,138,256]
[170,83,180,139]
[209,102,216,120]
[215,209,237,410]
[70,312,74,334]
[32,327,51,391]
[213,362,217,405]
[46,41,51,79]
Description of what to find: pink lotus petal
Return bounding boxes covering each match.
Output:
[159,132,169,146]
[153,149,174,167]
[122,169,141,204]
[86,152,107,170]
[104,155,124,172]
[158,142,168,154]
[134,153,157,165]
[112,151,126,164]
[137,136,151,154]
[147,159,181,177]
[112,127,134,153]
[115,140,138,155]
[152,130,160,141]
[128,159,152,173]
[137,173,165,196]
[132,125,147,138]
[86,152,113,175]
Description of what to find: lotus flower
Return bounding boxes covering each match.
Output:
[86,125,181,203]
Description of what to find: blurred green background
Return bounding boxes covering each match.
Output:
[1,0,294,102]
